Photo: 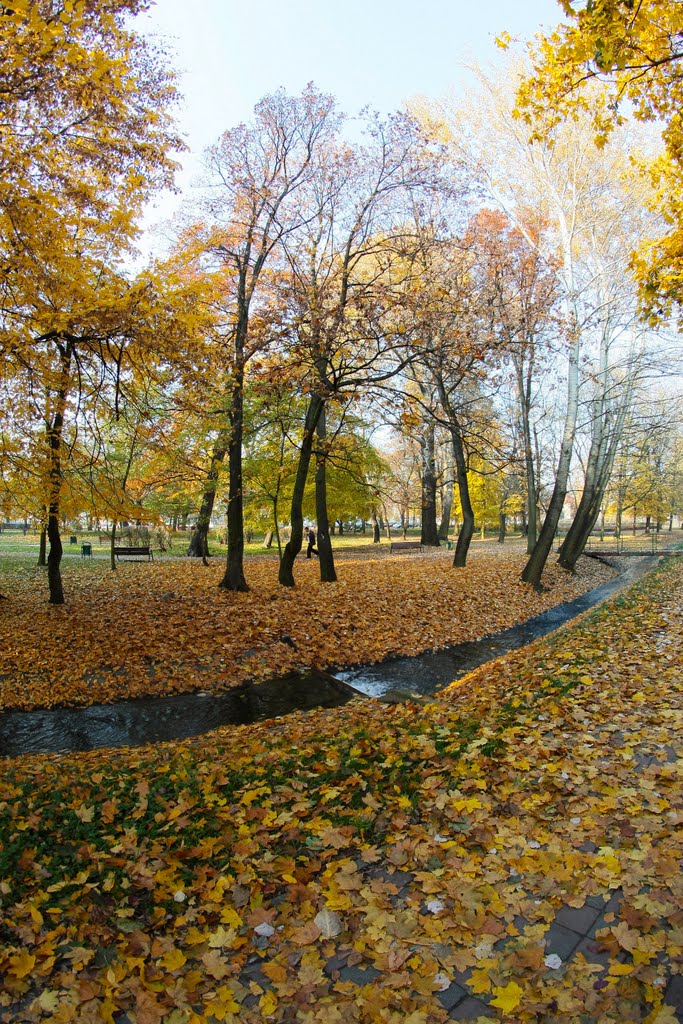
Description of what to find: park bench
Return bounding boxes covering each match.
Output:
[389,540,423,553]
[113,545,153,562]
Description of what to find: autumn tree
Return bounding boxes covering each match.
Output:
[517,0,683,312]
[414,64,663,585]
[182,85,340,591]
[470,208,560,553]
[0,0,181,603]
[275,112,442,587]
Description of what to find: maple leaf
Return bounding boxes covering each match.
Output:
[490,980,524,1012]
[8,949,36,978]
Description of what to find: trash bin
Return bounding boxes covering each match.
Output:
[70,535,77,544]
[81,543,92,558]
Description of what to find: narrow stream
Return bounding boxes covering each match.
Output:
[0,556,658,758]
[337,556,655,696]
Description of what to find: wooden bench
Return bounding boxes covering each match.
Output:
[113,545,153,562]
[389,540,423,553]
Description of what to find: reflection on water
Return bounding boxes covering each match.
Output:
[0,671,357,758]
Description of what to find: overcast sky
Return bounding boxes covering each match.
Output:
[138,0,564,243]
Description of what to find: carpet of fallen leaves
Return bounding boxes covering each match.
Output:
[0,555,681,1022]
[0,550,614,711]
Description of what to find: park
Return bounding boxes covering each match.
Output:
[1,1,682,1022]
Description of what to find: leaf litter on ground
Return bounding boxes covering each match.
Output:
[0,548,613,711]
[0,553,681,1022]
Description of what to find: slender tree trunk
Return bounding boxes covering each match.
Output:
[558,425,620,570]
[46,340,73,605]
[47,505,64,605]
[450,424,474,567]
[220,355,248,590]
[371,511,381,543]
[315,404,337,583]
[38,520,47,567]
[438,455,454,542]
[420,417,440,546]
[559,339,633,570]
[279,394,324,587]
[498,512,506,543]
[189,436,228,559]
[111,520,117,571]
[522,328,580,588]
[515,357,538,554]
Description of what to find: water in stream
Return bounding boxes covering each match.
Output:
[0,556,658,758]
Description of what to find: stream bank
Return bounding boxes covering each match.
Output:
[0,556,658,758]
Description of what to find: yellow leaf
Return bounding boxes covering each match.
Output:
[36,990,60,1012]
[259,990,278,1016]
[160,947,187,971]
[608,962,635,976]
[490,980,524,1012]
[29,904,44,927]
[261,960,288,984]
[9,950,36,978]
[74,803,95,822]
[469,966,491,994]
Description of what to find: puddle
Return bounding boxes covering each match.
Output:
[0,556,659,758]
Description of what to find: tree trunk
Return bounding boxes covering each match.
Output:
[498,512,506,543]
[220,361,248,591]
[515,357,538,554]
[190,437,228,560]
[559,350,633,571]
[450,423,474,567]
[110,520,118,571]
[47,507,64,605]
[46,340,73,605]
[315,404,337,583]
[371,511,381,543]
[38,522,47,567]
[522,328,580,589]
[279,394,324,587]
[420,417,440,546]
[438,456,454,542]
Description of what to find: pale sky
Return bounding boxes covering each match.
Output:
[139,0,564,241]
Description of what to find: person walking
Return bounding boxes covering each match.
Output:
[306,526,318,558]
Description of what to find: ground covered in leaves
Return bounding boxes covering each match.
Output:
[1,556,681,1022]
[0,549,613,711]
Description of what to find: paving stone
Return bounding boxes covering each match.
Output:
[450,968,473,989]
[338,964,381,985]
[573,936,612,970]
[585,894,607,910]
[324,953,348,976]
[449,996,492,1019]
[653,744,678,764]
[544,922,583,960]
[665,974,683,1021]
[604,890,623,914]
[554,903,602,935]
[437,981,469,1012]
